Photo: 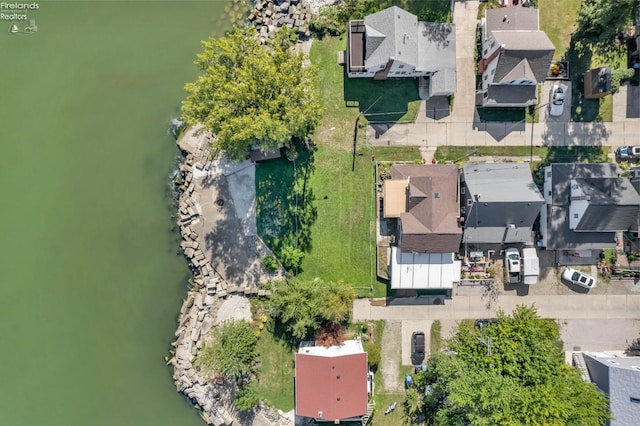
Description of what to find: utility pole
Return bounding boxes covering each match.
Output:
[477,336,493,356]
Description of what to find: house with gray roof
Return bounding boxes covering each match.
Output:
[540,163,640,264]
[347,6,456,97]
[477,7,555,107]
[579,352,640,425]
[460,162,544,247]
[383,164,462,291]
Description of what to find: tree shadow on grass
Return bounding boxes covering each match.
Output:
[564,39,599,122]
[255,144,317,260]
[344,75,421,123]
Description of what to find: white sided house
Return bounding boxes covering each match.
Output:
[477,7,554,107]
[346,6,456,97]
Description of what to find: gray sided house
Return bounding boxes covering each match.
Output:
[347,6,456,97]
[383,164,462,290]
[461,163,544,247]
[541,163,640,264]
[580,353,640,426]
[478,7,555,107]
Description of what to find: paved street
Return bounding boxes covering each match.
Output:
[367,0,640,150]
[358,296,640,367]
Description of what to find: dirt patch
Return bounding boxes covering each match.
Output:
[381,320,403,392]
[216,295,252,323]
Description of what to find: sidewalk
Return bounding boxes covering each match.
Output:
[353,294,640,322]
[367,119,640,148]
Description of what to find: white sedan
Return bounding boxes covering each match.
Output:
[562,267,596,289]
[549,84,566,117]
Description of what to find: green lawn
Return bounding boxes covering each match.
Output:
[373,146,422,162]
[345,78,421,123]
[430,320,442,354]
[476,107,526,123]
[539,0,581,61]
[434,145,610,166]
[257,37,426,298]
[434,145,544,163]
[253,326,295,412]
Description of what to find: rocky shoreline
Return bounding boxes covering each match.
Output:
[166,0,332,423]
[168,140,290,426]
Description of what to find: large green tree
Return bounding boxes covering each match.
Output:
[269,278,356,340]
[195,319,258,382]
[575,0,638,42]
[418,305,610,425]
[181,27,321,160]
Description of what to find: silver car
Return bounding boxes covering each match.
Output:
[549,84,565,117]
[561,267,596,289]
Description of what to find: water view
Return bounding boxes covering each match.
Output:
[0,1,232,424]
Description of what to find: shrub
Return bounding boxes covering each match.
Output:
[309,0,380,37]
[364,341,381,370]
[612,68,636,94]
[280,245,305,272]
[235,385,260,411]
[261,255,279,272]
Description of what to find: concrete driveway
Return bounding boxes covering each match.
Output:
[540,80,571,123]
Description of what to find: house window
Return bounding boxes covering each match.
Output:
[490,41,496,49]
[548,191,551,196]
[461,186,466,195]
[467,198,473,206]
[483,49,488,55]
[491,69,495,75]
[398,64,404,69]
[484,75,488,81]
[380,65,385,69]
[574,214,579,219]
[461,207,466,214]
[546,171,551,178]
[631,397,640,404]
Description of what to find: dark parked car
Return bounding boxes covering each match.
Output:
[412,331,425,365]
[474,318,498,330]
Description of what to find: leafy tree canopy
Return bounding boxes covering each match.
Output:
[575,0,638,41]
[269,278,356,340]
[182,27,321,160]
[195,319,258,382]
[420,305,610,425]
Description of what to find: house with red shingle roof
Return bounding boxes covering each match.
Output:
[295,340,373,424]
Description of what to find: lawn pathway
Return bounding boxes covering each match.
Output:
[381,320,403,392]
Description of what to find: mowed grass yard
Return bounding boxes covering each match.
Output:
[252,327,295,412]
[257,36,423,298]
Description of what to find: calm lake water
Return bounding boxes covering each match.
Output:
[0,1,235,424]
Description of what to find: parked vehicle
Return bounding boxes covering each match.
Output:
[615,146,640,161]
[405,374,414,389]
[504,247,521,284]
[561,267,596,289]
[474,318,498,330]
[549,84,565,117]
[412,331,425,365]
[384,402,397,415]
[522,247,540,285]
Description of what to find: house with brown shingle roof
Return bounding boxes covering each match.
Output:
[295,340,372,424]
[383,164,463,291]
